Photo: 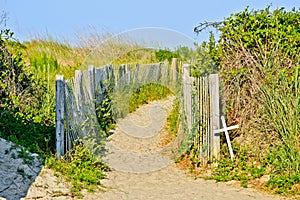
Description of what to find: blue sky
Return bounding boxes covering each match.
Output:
[1,0,300,47]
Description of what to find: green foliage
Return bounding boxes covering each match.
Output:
[190,32,219,77]
[207,32,220,67]
[206,6,300,195]
[155,49,179,62]
[96,87,115,133]
[175,46,197,62]
[261,66,300,194]
[166,99,180,136]
[46,144,109,197]
[266,173,300,195]
[220,6,300,57]
[213,144,266,188]
[0,104,55,154]
[0,29,32,104]
[129,83,172,112]
[0,28,56,154]
[193,7,300,196]
[30,52,60,83]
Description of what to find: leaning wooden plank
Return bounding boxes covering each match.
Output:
[56,74,65,159]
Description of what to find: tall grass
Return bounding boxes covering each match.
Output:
[24,30,160,76]
[29,53,59,120]
[262,65,300,194]
[76,31,158,68]
[23,39,83,79]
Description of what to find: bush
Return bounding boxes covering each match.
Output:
[0,28,55,154]
[155,49,179,62]
[194,6,300,194]
[46,144,109,197]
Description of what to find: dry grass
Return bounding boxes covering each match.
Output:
[75,29,158,68]
[22,28,160,80]
[220,40,294,152]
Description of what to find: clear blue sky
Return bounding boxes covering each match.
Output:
[1,0,300,46]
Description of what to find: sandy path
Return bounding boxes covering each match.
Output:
[24,97,285,200]
[90,97,283,200]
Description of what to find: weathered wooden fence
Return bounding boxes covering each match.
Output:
[55,60,220,162]
[181,64,220,162]
[55,60,178,158]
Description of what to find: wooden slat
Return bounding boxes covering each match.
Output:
[56,74,65,159]
[209,74,220,160]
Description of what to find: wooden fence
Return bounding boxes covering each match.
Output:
[55,61,178,158]
[55,60,220,161]
[181,64,220,161]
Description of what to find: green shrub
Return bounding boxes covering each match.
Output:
[0,28,56,154]
[166,99,180,136]
[191,32,219,77]
[46,144,109,197]
[129,83,172,112]
[194,6,300,195]
[96,87,116,133]
[213,144,266,188]
[0,106,55,154]
[155,49,179,62]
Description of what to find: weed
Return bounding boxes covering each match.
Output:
[17,148,34,165]
[46,144,109,197]
[212,144,266,188]
[17,167,24,173]
[95,87,115,133]
[166,99,180,136]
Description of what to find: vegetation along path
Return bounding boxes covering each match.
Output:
[25,97,284,200]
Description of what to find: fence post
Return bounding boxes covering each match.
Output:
[209,74,220,160]
[171,58,178,84]
[182,64,193,130]
[56,74,65,159]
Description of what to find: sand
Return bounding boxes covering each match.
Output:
[22,97,285,200]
